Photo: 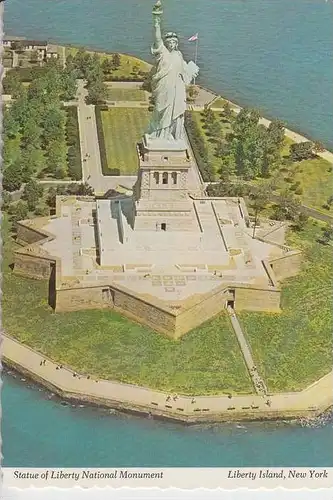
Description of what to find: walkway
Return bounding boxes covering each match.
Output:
[2,333,332,422]
[227,306,268,397]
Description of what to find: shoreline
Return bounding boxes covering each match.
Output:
[4,34,333,154]
[2,334,332,425]
[3,38,333,423]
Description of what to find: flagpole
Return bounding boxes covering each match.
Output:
[194,36,198,85]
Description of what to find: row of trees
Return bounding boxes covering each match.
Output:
[3,60,79,192]
[3,182,95,225]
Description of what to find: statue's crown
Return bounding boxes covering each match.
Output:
[164,32,178,40]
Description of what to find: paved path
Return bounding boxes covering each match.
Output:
[227,306,267,396]
[12,51,19,68]
[77,80,108,194]
[2,333,332,422]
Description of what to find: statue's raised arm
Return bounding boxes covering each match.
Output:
[152,1,163,49]
[145,0,199,146]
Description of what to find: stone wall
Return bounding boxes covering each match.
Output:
[270,251,302,281]
[112,288,176,336]
[175,287,232,338]
[14,253,52,280]
[234,286,280,312]
[55,284,177,336]
[56,285,113,311]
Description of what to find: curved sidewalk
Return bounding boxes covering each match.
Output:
[2,334,332,423]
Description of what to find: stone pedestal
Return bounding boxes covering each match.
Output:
[133,136,199,232]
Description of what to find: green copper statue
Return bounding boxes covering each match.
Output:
[146,0,199,145]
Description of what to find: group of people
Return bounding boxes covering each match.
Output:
[165,395,196,405]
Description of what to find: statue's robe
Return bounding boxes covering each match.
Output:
[147,41,195,141]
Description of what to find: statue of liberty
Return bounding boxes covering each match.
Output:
[146,0,199,145]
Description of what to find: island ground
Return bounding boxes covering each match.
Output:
[2,44,332,413]
[2,214,332,396]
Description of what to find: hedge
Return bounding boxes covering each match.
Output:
[65,106,82,180]
[95,105,111,175]
[184,111,215,182]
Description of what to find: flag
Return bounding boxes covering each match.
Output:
[188,33,198,42]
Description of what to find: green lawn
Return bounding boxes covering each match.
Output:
[211,97,226,108]
[238,221,333,392]
[64,47,151,78]
[2,217,252,395]
[101,108,150,174]
[106,88,147,102]
[277,157,333,212]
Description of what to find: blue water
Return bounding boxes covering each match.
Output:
[2,372,333,467]
[2,0,333,467]
[4,0,333,149]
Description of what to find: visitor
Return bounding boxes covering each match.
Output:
[43,360,46,366]
[166,396,171,402]
[87,375,90,379]
[191,398,196,404]
[40,361,43,366]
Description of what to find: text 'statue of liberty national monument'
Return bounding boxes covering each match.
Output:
[146,0,199,148]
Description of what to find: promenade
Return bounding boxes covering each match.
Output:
[2,333,332,423]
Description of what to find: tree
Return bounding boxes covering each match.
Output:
[86,79,108,104]
[292,212,308,231]
[21,117,42,149]
[221,101,233,122]
[21,146,45,180]
[219,154,236,180]
[42,106,66,145]
[60,67,78,100]
[273,190,302,221]
[46,187,57,208]
[322,223,333,244]
[112,53,121,70]
[46,140,68,177]
[290,141,313,162]
[11,41,25,52]
[2,191,12,211]
[76,182,95,196]
[2,70,23,96]
[141,69,154,92]
[187,85,199,102]
[22,179,44,211]
[202,107,215,126]
[207,119,222,139]
[3,108,21,139]
[102,58,114,76]
[3,161,24,192]
[313,140,325,153]
[10,201,29,225]
[248,184,270,237]
[262,120,285,176]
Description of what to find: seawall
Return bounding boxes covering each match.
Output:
[2,334,332,425]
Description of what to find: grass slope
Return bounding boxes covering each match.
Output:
[2,217,252,395]
[101,108,150,175]
[239,221,333,392]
